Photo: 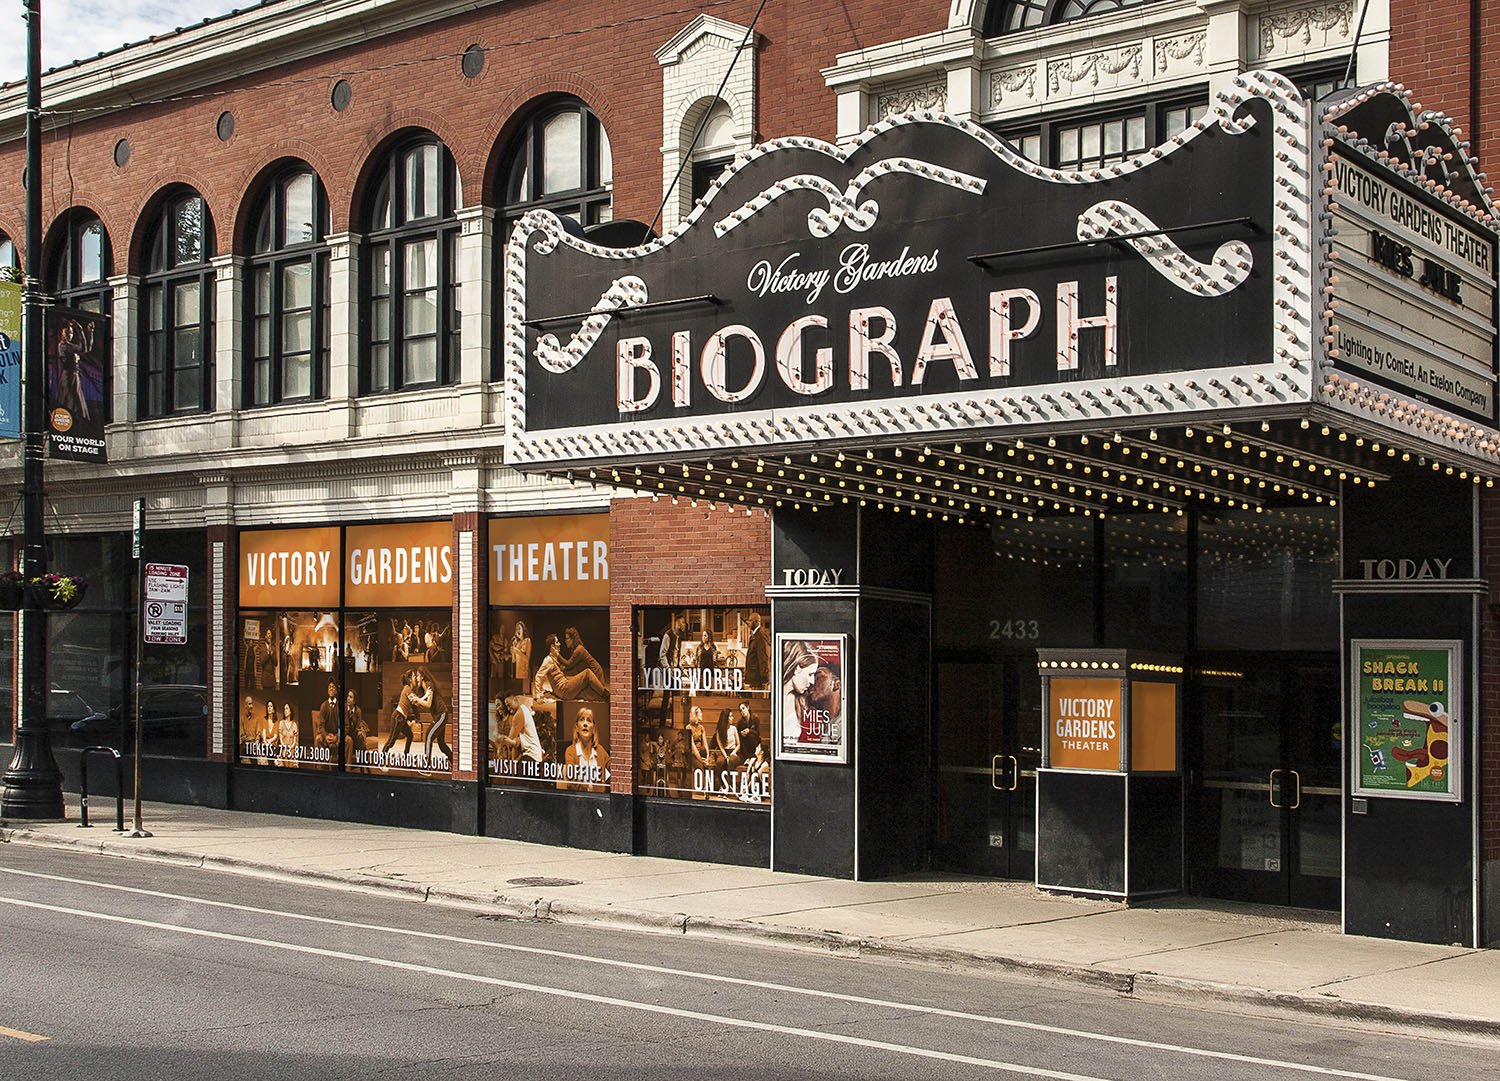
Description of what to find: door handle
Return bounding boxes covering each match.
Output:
[991,755,1005,791]
[1268,768,1283,808]
[1008,755,1019,792]
[1288,769,1302,810]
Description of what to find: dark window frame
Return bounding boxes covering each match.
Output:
[246,169,332,408]
[996,89,1210,169]
[501,99,613,229]
[361,137,461,395]
[47,211,113,314]
[984,0,1160,35]
[139,191,215,418]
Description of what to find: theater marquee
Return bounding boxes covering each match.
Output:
[504,71,1318,468]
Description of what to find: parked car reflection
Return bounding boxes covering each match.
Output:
[66,684,208,758]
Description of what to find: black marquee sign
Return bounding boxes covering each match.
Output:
[503,71,1317,468]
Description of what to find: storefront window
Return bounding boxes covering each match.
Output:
[633,605,772,806]
[486,513,612,792]
[1196,507,1338,652]
[344,609,452,775]
[935,516,1097,654]
[1101,512,1189,651]
[237,609,340,769]
[42,529,210,759]
[237,523,464,777]
[487,608,610,789]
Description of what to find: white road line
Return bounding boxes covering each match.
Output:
[0,1025,49,1043]
[0,867,1412,1081]
[0,893,1106,1081]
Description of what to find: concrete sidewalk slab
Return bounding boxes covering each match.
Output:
[3,801,1497,1038]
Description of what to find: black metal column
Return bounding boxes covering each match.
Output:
[1,0,63,820]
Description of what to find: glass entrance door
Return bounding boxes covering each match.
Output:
[1192,655,1341,909]
[932,658,1041,879]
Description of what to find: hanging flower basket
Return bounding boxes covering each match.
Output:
[0,572,23,611]
[26,573,88,610]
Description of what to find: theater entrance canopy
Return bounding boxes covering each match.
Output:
[503,71,1500,522]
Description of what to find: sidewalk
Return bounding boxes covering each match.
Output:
[4,801,1497,1038]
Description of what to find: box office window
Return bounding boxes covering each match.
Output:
[633,605,772,806]
[486,513,612,792]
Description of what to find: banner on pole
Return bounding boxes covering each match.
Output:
[45,305,108,462]
[0,281,20,439]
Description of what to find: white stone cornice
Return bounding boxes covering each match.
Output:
[823,28,982,89]
[656,14,762,66]
[0,0,527,144]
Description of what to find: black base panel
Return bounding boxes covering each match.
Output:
[229,767,479,835]
[47,747,229,811]
[1037,771,1126,894]
[1128,775,1183,895]
[483,785,630,852]
[635,797,770,867]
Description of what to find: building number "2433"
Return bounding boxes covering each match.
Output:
[989,619,1039,641]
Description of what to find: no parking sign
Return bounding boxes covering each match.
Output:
[143,563,188,645]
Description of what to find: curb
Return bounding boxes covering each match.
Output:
[3,825,1495,1039]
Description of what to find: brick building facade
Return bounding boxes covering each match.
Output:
[1,0,1498,946]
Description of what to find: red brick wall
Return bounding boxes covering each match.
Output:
[0,0,944,265]
[607,497,770,791]
[1389,0,1500,174]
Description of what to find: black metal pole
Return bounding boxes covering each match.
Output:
[1,0,63,820]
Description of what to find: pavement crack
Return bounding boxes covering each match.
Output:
[1308,949,1474,993]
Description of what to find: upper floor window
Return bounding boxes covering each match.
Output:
[1002,95,1207,169]
[503,99,613,228]
[141,190,215,417]
[247,168,331,407]
[690,101,736,205]
[363,136,461,393]
[985,0,1159,34]
[47,212,112,313]
[0,233,16,271]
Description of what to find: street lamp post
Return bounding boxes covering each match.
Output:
[1,0,63,820]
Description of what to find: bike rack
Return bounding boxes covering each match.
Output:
[78,745,125,832]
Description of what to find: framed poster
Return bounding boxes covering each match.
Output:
[775,634,848,764]
[1351,639,1462,802]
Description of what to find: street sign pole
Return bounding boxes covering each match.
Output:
[129,498,150,837]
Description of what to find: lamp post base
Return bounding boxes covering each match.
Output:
[1,733,66,820]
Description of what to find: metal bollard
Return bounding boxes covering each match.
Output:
[78,745,125,831]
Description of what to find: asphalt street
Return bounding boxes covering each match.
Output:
[0,844,1489,1080]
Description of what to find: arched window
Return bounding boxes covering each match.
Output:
[984,0,1157,34]
[690,101,737,204]
[502,99,612,229]
[47,212,112,313]
[140,190,215,417]
[247,168,331,406]
[0,232,16,271]
[363,136,461,393]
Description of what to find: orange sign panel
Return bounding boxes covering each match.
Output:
[1049,677,1123,771]
[239,526,341,608]
[345,520,454,608]
[488,513,610,607]
[1129,680,1178,772]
